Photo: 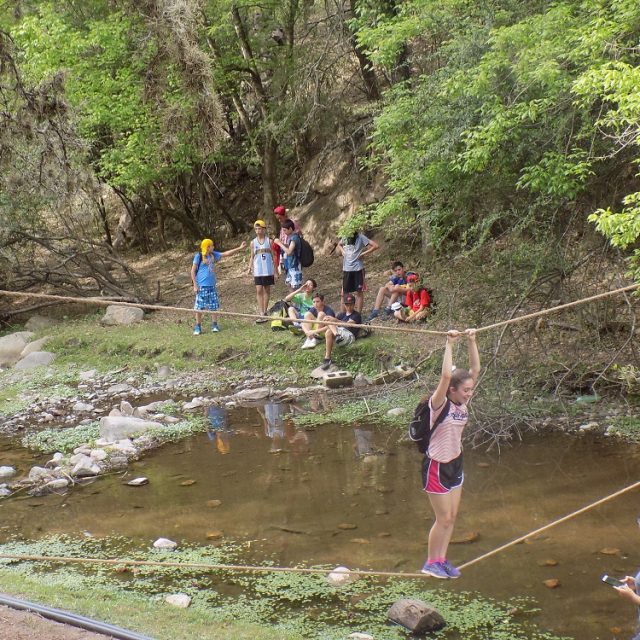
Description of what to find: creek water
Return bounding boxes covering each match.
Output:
[1,402,639,639]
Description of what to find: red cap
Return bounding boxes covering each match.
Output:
[407,274,419,283]
[273,205,286,216]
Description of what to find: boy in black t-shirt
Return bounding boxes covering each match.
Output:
[320,293,362,370]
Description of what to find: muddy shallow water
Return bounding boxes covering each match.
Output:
[1,403,639,639]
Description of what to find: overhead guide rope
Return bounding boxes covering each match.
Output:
[1,283,638,337]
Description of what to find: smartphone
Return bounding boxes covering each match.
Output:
[601,574,624,587]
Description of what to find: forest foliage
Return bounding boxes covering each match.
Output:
[1,0,639,296]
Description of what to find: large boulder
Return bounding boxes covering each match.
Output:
[14,351,55,370]
[234,387,272,402]
[25,315,58,331]
[101,305,144,326]
[20,336,51,357]
[99,416,163,441]
[0,332,32,366]
[387,599,445,634]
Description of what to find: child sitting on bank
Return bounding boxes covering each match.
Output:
[393,274,433,323]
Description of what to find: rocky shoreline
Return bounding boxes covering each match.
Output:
[0,364,338,497]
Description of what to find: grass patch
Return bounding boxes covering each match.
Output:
[294,389,423,428]
[43,315,425,377]
[608,415,640,442]
[143,416,209,443]
[20,416,209,453]
[0,535,571,640]
[0,369,78,417]
[22,422,101,454]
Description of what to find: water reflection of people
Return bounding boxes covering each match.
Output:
[258,402,288,453]
[612,516,640,640]
[288,427,310,455]
[353,426,375,457]
[207,406,231,454]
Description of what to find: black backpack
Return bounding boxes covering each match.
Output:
[297,237,314,268]
[408,398,450,454]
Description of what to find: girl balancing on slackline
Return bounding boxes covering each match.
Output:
[421,329,480,579]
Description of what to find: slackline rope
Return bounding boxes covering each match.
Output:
[1,283,638,337]
[1,480,638,580]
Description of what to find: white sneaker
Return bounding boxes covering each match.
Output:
[301,337,317,349]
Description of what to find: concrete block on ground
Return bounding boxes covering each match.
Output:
[323,371,353,389]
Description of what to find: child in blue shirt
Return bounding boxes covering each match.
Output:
[191,238,246,334]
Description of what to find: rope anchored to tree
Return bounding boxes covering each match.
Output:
[0,480,638,580]
[1,283,638,336]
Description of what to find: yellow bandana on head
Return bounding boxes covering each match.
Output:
[201,238,214,260]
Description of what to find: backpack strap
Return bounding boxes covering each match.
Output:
[431,398,450,433]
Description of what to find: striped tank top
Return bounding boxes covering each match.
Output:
[427,397,469,463]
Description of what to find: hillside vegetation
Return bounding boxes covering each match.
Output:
[0,0,639,396]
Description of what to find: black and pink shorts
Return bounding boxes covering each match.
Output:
[422,453,464,494]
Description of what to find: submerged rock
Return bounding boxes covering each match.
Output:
[387,598,445,634]
[153,537,177,550]
[0,466,16,479]
[28,466,53,483]
[127,477,149,486]
[327,566,357,587]
[42,478,69,491]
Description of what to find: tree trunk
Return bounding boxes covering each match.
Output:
[347,0,380,101]
[262,133,278,213]
[96,194,113,248]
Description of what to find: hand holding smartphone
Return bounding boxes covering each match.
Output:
[601,574,624,587]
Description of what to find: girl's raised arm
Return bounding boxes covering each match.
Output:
[431,330,460,410]
[466,329,480,383]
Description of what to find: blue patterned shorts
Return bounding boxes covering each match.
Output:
[285,266,303,288]
[194,286,220,311]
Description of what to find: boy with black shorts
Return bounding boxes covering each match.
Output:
[338,231,378,313]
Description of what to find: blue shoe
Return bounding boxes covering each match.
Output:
[193,324,202,336]
[211,323,220,333]
[442,560,461,579]
[366,309,379,322]
[420,561,450,579]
